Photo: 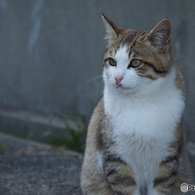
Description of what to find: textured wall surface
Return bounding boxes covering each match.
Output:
[0,0,194,141]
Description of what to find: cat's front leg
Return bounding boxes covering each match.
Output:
[147,155,179,195]
[104,154,139,195]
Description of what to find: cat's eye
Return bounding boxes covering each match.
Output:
[128,59,142,68]
[108,58,117,66]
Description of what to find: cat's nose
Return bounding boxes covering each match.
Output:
[115,76,123,85]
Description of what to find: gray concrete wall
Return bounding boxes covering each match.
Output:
[0,0,195,141]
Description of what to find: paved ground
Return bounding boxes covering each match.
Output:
[0,132,83,195]
[0,132,194,195]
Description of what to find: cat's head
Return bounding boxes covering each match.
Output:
[102,14,175,95]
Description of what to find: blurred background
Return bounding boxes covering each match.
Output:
[0,0,195,147]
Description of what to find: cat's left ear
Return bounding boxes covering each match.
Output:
[146,18,171,52]
[102,14,125,47]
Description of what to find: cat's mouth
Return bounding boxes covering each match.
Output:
[116,84,129,90]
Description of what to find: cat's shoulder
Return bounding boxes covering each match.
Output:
[92,98,104,118]
[88,98,105,131]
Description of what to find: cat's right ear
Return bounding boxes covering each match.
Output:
[102,14,125,47]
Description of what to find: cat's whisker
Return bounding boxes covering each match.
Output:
[94,80,104,99]
[86,75,104,99]
[97,90,104,100]
[95,79,104,87]
[85,75,103,84]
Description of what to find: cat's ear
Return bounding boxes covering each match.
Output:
[102,14,125,47]
[146,18,171,52]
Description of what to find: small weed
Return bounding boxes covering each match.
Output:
[11,132,24,138]
[48,112,88,153]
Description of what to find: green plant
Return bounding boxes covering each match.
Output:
[11,131,35,140]
[48,112,88,153]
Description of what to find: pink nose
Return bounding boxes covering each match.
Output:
[115,77,123,85]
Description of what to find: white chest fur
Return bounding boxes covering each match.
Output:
[103,70,184,187]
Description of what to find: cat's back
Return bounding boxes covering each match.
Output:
[81,98,116,195]
[84,98,105,153]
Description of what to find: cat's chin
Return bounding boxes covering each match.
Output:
[113,84,138,95]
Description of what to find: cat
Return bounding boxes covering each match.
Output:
[81,14,192,195]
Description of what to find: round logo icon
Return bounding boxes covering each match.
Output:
[180,183,188,193]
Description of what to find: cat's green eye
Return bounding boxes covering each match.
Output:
[129,59,142,68]
[109,58,117,66]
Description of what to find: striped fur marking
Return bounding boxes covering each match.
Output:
[154,170,177,187]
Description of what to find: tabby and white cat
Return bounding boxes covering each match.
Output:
[81,15,192,195]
